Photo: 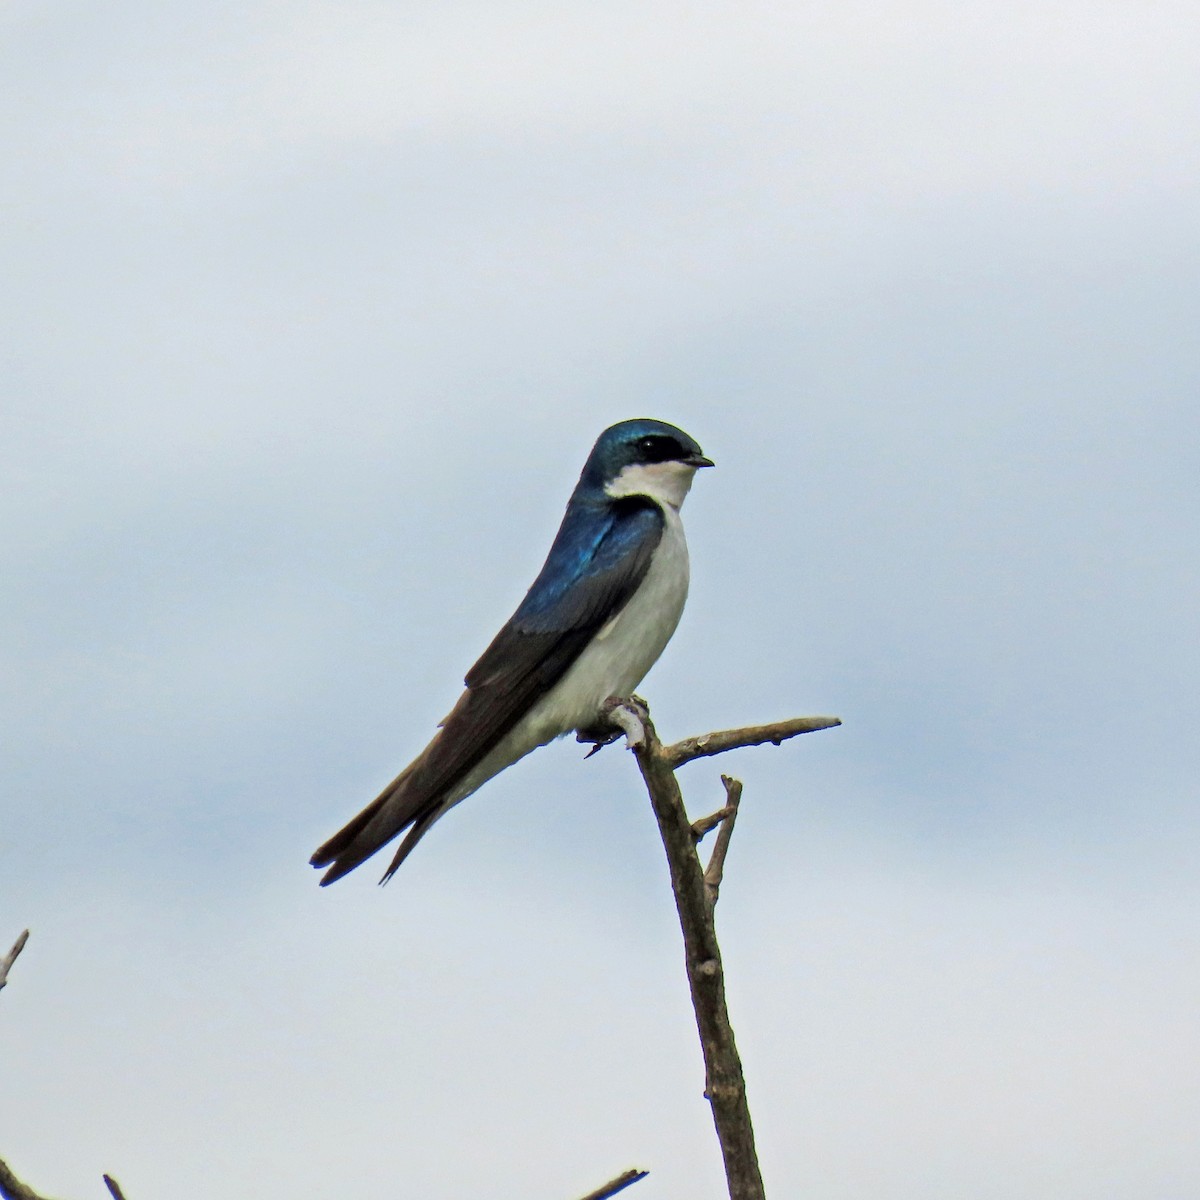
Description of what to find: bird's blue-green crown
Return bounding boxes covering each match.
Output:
[578,418,710,491]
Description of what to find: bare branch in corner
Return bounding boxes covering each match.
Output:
[0,930,29,995]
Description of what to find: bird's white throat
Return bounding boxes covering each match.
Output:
[605,460,700,510]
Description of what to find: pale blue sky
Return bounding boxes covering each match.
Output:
[3,2,1199,1197]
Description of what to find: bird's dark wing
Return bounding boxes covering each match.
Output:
[408,494,665,799]
[311,496,663,883]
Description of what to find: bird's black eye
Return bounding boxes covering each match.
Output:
[636,434,683,462]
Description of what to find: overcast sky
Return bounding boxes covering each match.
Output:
[3,2,1199,1197]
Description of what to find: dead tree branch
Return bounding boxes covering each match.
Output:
[574,1167,649,1200]
[1,939,60,1200]
[690,805,734,841]
[666,716,841,769]
[619,703,840,1200]
[0,1160,126,1200]
[702,776,742,908]
[0,930,29,994]
[2,934,127,1200]
[0,1159,55,1200]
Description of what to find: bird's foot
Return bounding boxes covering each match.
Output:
[576,724,623,759]
[578,696,650,756]
[606,694,650,749]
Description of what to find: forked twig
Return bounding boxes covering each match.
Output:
[702,777,742,907]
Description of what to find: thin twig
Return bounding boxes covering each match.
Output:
[102,1176,128,1200]
[574,1167,649,1200]
[0,1158,53,1200]
[0,930,29,994]
[703,777,742,908]
[691,805,734,842]
[667,715,841,768]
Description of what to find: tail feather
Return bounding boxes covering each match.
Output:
[311,761,444,886]
[378,806,444,885]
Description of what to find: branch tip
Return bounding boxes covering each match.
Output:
[702,776,743,907]
[103,1175,129,1200]
[574,1167,649,1200]
[666,715,842,767]
[0,929,30,994]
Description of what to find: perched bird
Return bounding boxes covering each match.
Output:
[311,418,713,885]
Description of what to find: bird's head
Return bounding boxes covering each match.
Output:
[580,418,714,510]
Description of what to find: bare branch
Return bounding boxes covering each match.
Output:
[622,704,766,1200]
[614,700,840,1198]
[0,1158,55,1200]
[691,805,734,842]
[666,715,841,768]
[2,939,127,1200]
[0,930,29,994]
[574,1168,649,1200]
[703,777,742,908]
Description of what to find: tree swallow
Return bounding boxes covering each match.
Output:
[311,418,713,885]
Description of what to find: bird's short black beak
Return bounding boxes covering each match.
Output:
[686,453,715,468]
